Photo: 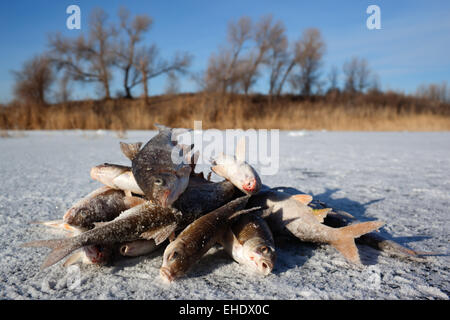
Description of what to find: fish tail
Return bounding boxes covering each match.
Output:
[35,219,82,235]
[22,238,79,270]
[63,251,88,267]
[331,220,385,264]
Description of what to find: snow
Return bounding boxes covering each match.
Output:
[0,130,449,300]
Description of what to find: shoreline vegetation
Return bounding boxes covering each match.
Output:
[1,92,450,131]
[5,8,450,132]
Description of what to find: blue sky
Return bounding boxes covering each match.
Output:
[0,0,449,102]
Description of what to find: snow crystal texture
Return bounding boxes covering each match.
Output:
[0,130,448,300]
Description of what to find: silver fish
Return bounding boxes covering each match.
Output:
[23,202,183,269]
[35,220,114,267]
[90,164,144,196]
[271,186,437,260]
[63,186,145,229]
[220,212,276,275]
[247,190,385,264]
[126,124,193,207]
[89,163,239,228]
[160,195,256,282]
[211,137,261,194]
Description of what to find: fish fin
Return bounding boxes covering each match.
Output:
[292,194,313,205]
[235,137,246,161]
[312,208,332,223]
[207,171,212,181]
[63,251,87,267]
[211,165,227,178]
[34,220,82,235]
[189,150,200,171]
[120,142,142,161]
[22,238,78,270]
[123,196,146,208]
[140,222,177,245]
[228,207,262,221]
[154,123,169,131]
[331,221,385,264]
[169,231,176,242]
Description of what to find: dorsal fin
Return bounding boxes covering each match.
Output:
[292,194,313,205]
[120,142,142,161]
[312,208,332,223]
[154,123,169,131]
[235,137,246,161]
[190,150,200,171]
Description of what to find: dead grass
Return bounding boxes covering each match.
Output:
[1,92,449,131]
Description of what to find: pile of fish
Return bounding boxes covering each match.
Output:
[23,124,432,282]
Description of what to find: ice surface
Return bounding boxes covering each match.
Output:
[0,130,449,300]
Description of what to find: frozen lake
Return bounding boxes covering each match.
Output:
[0,130,449,300]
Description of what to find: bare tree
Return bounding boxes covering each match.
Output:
[289,28,326,96]
[135,46,191,102]
[54,71,72,103]
[327,65,339,92]
[204,50,233,93]
[164,71,180,95]
[263,18,289,96]
[205,16,253,94]
[343,57,372,93]
[115,7,152,99]
[416,81,449,103]
[48,8,116,99]
[12,54,54,105]
[274,51,296,96]
[240,15,283,94]
[356,58,371,92]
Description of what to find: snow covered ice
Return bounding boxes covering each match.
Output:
[0,130,448,299]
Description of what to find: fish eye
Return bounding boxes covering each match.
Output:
[260,246,269,254]
[169,251,178,261]
[154,178,164,186]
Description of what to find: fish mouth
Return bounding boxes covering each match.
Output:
[160,267,175,282]
[154,189,172,208]
[62,208,75,223]
[256,259,274,276]
[85,245,106,263]
[161,190,172,207]
[242,178,258,193]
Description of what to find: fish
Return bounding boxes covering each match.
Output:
[210,137,262,194]
[124,124,193,207]
[220,212,276,275]
[247,190,385,264]
[63,186,145,228]
[316,204,438,260]
[90,164,144,196]
[35,220,114,266]
[271,186,437,260]
[89,163,239,228]
[172,173,239,227]
[160,195,257,282]
[22,201,183,270]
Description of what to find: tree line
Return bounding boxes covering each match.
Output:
[13,7,191,105]
[11,8,449,106]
